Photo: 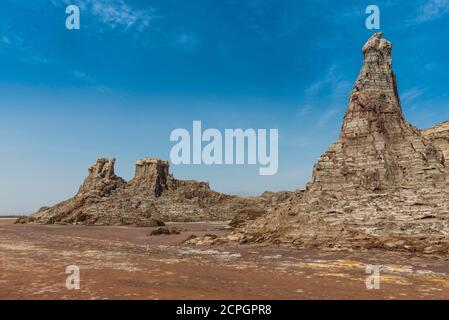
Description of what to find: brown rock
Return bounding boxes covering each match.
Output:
[230,208,267,228]
[149,226,180,236]
[14,216,35,224]
[22,157,265,225]
[183,234,219,245]
[230,33,449,255]
[182,234,198,244]
[422,120,449,165]
[150,227,171,236]
[131,158,171,196]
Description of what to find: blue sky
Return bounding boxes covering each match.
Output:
[1,0,449,214]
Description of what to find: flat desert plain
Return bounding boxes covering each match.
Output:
[1,218,449,299]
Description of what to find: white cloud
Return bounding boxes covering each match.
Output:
[317,107,339,127]
[1,36,11,45]
[73,70,95,83]
[297,104,311,117]
[172,32,200,52]
[72,70,110,93]
[22,54,51,65]
[53,0,157,32]
[400,87,426,105]
[301,64,351,128]
[91,0,155,32]
[416,0,449,22]
[0,35,24,47]
[1,34,51,66]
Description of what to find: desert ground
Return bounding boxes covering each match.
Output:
[1,217,448,299]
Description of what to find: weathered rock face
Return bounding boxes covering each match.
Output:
[422,121,449,166]
[312,32,446,193]
[20,157,263,225]
[130,158,173,196]
[223,33,449,255]
[77,158,127,197]
[23,158,161,226]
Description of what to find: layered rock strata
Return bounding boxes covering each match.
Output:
[422,121,449,165]
[19,157,262,225]
[221,33,449,254]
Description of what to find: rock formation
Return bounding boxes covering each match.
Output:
[18,157,264,225]
[422,121,449,166]
[18,32,449,255]
[218,33,449,254]
[131,158,171,196]
[20,158,162,226]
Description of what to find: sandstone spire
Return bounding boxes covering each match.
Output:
[310,32,445,193]
[225,33,449,254]
[342,32,405,138]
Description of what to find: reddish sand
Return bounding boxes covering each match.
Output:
[1,218,448,299]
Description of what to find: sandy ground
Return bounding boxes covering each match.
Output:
[1,217,449,299]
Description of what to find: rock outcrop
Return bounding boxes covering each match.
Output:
[422,121,449,165]
[23,158,162,226]
[130,158,172,196]
[218,33,449,254]
[78,158,127,198]
[19,157,263,225]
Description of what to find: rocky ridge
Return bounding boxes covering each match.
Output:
[18,157,266,225]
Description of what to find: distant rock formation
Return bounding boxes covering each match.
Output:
[217,33,449,254]
[131,158,171,196]
[78,158,127,198]
[422,121,449,166]
[19,157,262,225]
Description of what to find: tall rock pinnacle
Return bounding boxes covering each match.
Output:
[342,32,404,138]
[229,33,449,254]
[310,32,445,192]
